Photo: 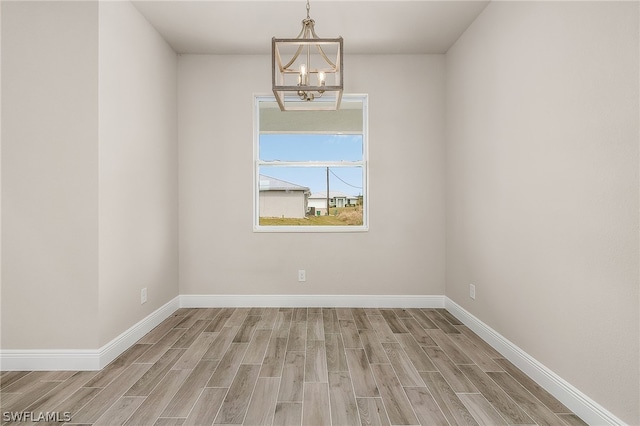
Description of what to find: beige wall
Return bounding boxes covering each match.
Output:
[445,2,639,424]
[259,191,306,219]
[98,1,178,346]
[1,0,178,350]
[178,54,446,295]
[1,1,100,349]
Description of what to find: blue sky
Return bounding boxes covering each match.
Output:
[259,134,363,195]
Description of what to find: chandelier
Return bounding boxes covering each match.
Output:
[272,0,343,111]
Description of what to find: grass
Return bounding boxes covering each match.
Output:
[260,206,363,226]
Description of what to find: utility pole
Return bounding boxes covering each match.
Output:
[326,167,330,216]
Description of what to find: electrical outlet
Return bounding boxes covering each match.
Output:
[469,284,476,300]
[298,270,306,282]
[141,287,148,304]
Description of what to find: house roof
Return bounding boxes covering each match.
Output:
[309,191,358,199]
[259,175,310,193]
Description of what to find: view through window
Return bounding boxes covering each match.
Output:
[254,95,368,231]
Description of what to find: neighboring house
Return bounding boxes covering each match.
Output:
[259,175,310,218]
[308,191,359,215]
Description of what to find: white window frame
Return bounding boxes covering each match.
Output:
[253,94,369,233]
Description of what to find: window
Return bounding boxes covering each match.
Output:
[254,95,368,232]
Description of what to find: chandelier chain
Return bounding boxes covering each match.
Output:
[306,0,310,19]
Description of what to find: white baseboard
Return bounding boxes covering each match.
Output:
[445,297,626,426]
[0,296,180,371]
[179,294,445,308]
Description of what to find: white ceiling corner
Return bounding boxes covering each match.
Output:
[131,0,490,55]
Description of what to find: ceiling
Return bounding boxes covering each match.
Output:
[132,0,490,55]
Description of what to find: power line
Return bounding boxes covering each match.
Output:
[329,168,362,190]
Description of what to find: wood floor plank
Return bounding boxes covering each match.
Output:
[407,309,438,330]
[292,308,308,322]
[304,339,328,383]
[278,351,305,402]
[171,320,210,349]
[205,308,235,332]
[286,321,306,352]
[214,364,261,425]
[183,387,226,426]
[125,348,185,396]
[243,377,280,425]
[381,343,425,386]
[395,334,437,372]
[136,329,188,364]
[257,308,279,329]
[73,363,152,423]
[328,371,359,426]
[306,312,325,341]
[448,334,504,372]
[422,346,477,393]
[173,332,218,370]
[352,308,373,330]
[368,315,399,343]
[202,326,240,360]
[339,319,363,349]
[493,358,572,414]
[393,308,413,319]
[0,371,30,391]
[124,369,190,426]
[302,382,331,426]
[272,402,302,426]
[426,329,474,365]
[421,309,460,334]
[162,359,218,418]
[420,371,478,426]
[380,309,409,333]
[456,326,503,359]
[436,308,463,325]
[335,308,353,320]
[345,348,380,398]
[356,397,391,426]
[206,343,249,387]
[225,308,250,327]
[83,343,152,388]
[458,393,508,425]
[370,364,419,425]
[273,311,292,339]
[139,315,185,344]
[242,329,273,364]
[49,387,102,420]
[404,387,449,426]
[155,417,186,426]
[557,413,589,426]
[1,381,60,414]
[173,309,202,329]
[326,333,349,372]
[24,371,97,413]
[259,337,288,378]
[458,365,534,424]
[92,396,145,426]
[488,371,567,425]
[322,308,340,334]
[359,330,390,364]
[400,318,437,346]
[233,315,261,343]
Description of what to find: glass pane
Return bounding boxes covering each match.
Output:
[259,134,363,162]
[258,165,364,226]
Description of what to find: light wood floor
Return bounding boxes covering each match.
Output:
[1,307,587,426]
